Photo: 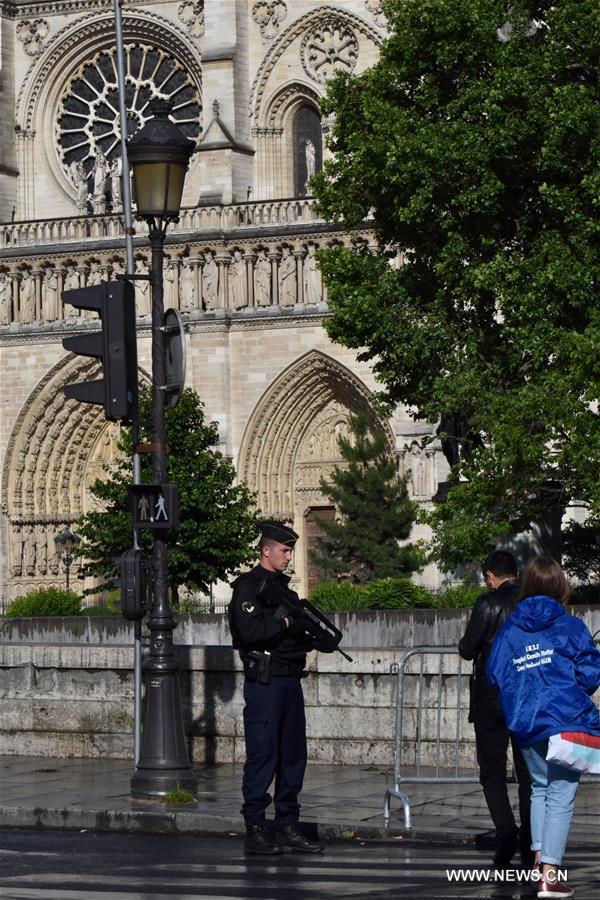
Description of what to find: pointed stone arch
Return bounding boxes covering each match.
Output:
[2,354,149,597]
[238,350,393,594]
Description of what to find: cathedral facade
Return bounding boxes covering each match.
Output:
[0,0,447,604]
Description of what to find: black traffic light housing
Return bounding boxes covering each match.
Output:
[62,280,138,422]
[120,548,148,620]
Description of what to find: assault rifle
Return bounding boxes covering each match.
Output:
[273,593,353,662]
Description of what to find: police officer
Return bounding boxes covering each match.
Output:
[228,521,336,855]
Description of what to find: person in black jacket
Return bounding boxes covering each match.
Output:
[228,521,337,856]
[459,550,533,867]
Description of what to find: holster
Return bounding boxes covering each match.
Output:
[243,650,272,684]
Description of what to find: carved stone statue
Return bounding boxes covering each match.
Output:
[164,259,177,308]
[63,264,79,291]
[278,247,296,306]
[179,257,196,312]
[254,249,271,306]
[110,156,122,213]
[87,260,103,286]
[22,524,36,575]
[229,249,246,310]
[91,150,108,214]
[42,267,58,321]
[135,258,151,316]
[303,244,321,305]
[69,160,89,214]
[35,526,48,575]
[0,271,12,325]
[305,138,316,181]
[202,250,218,310]
[19,270,35,323]
[11,526,23,576]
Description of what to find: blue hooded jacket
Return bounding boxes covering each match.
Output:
[487,595,600,746]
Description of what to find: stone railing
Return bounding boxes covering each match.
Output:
[0,198,323,250]
[0,199,372,329]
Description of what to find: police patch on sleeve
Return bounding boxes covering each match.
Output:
[242,601,255,614]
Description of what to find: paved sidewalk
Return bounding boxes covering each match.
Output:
[1,755,598,849]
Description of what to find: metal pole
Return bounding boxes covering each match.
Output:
[113,0,142,765]
[130,221,196,799]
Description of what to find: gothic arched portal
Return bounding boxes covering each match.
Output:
[238,350,394,594]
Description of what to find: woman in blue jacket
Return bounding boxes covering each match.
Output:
[487,556,600,899]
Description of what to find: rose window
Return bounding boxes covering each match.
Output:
[301,18,359,84]
[57,43,201,179]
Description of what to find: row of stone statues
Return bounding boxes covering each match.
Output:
[68,151,122,216]
[9,524,66,577]
[0,244,324,325]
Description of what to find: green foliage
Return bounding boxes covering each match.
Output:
[309,580,368,611]
[434,584,486,609]
[561,522,600,583]
[75,388,259,596]
[5,588,81,617]
[310,413,420,583]
[569,583,600,606]
[163,784,196,805]
[313,0,600,568]
[309,577,483,610]
[361,577,432,609]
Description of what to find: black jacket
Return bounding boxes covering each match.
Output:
[228,564,315,675]
[458,580,519,707]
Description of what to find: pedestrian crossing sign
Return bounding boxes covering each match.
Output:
[129,484,179,530]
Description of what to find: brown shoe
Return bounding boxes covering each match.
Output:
[537,877,574,898]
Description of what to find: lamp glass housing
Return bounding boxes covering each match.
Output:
[131,160,187,219]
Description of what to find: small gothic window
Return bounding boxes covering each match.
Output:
[293,105,322,198]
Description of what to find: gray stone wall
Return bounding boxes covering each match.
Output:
[1,609,598,766]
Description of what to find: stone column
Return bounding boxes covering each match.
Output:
[244,252,255,307]
[32,267,42,322]
[269,251,279,306]
[294,248,305,306]
[216,254,229,309]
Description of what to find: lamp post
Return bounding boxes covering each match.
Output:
[127,99,197,799]
[53,528,80,591]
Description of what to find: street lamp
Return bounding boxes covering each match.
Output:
[127,99,197,799]
[53,528,80,591]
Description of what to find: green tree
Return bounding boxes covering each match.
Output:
[76,388,259,596]
[310,413,420,583]
[312,0,600,567]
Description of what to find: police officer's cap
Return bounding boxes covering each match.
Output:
[259,521,299,547]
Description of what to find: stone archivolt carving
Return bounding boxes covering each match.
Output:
[301,17,359,84]
[238,350,392,520]
[178,0,205,39]
[16,18,50,56]
[252,1,287,41]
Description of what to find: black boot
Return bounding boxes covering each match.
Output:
[244,824,283,855]
[277,824,324,853]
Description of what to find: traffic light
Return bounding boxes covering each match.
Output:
[62,280,138,422]
[119,548,147,620]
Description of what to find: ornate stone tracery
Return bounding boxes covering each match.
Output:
[252,0,287,41]
[300,17,359,84]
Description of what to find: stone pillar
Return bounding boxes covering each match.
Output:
[216,254,229,309]
[269,251,279,306]
[294,248,305,306]
[244,252,255,307]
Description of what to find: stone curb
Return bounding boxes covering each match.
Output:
[1,805,598,851]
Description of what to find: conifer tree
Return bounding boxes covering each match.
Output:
[311,413,420,583]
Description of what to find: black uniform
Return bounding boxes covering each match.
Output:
[459,580,532,863]
[229,564,333,826]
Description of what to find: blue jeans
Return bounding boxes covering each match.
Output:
[520,739,581,866]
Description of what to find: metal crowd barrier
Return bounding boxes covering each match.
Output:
[384,647,480,830]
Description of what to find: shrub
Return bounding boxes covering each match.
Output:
[5,587,82,617]
[361,577,433,610]
[84,605,119,616]
[309,581,367,611]
[434,584,486,609]
[569,583,600,606]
